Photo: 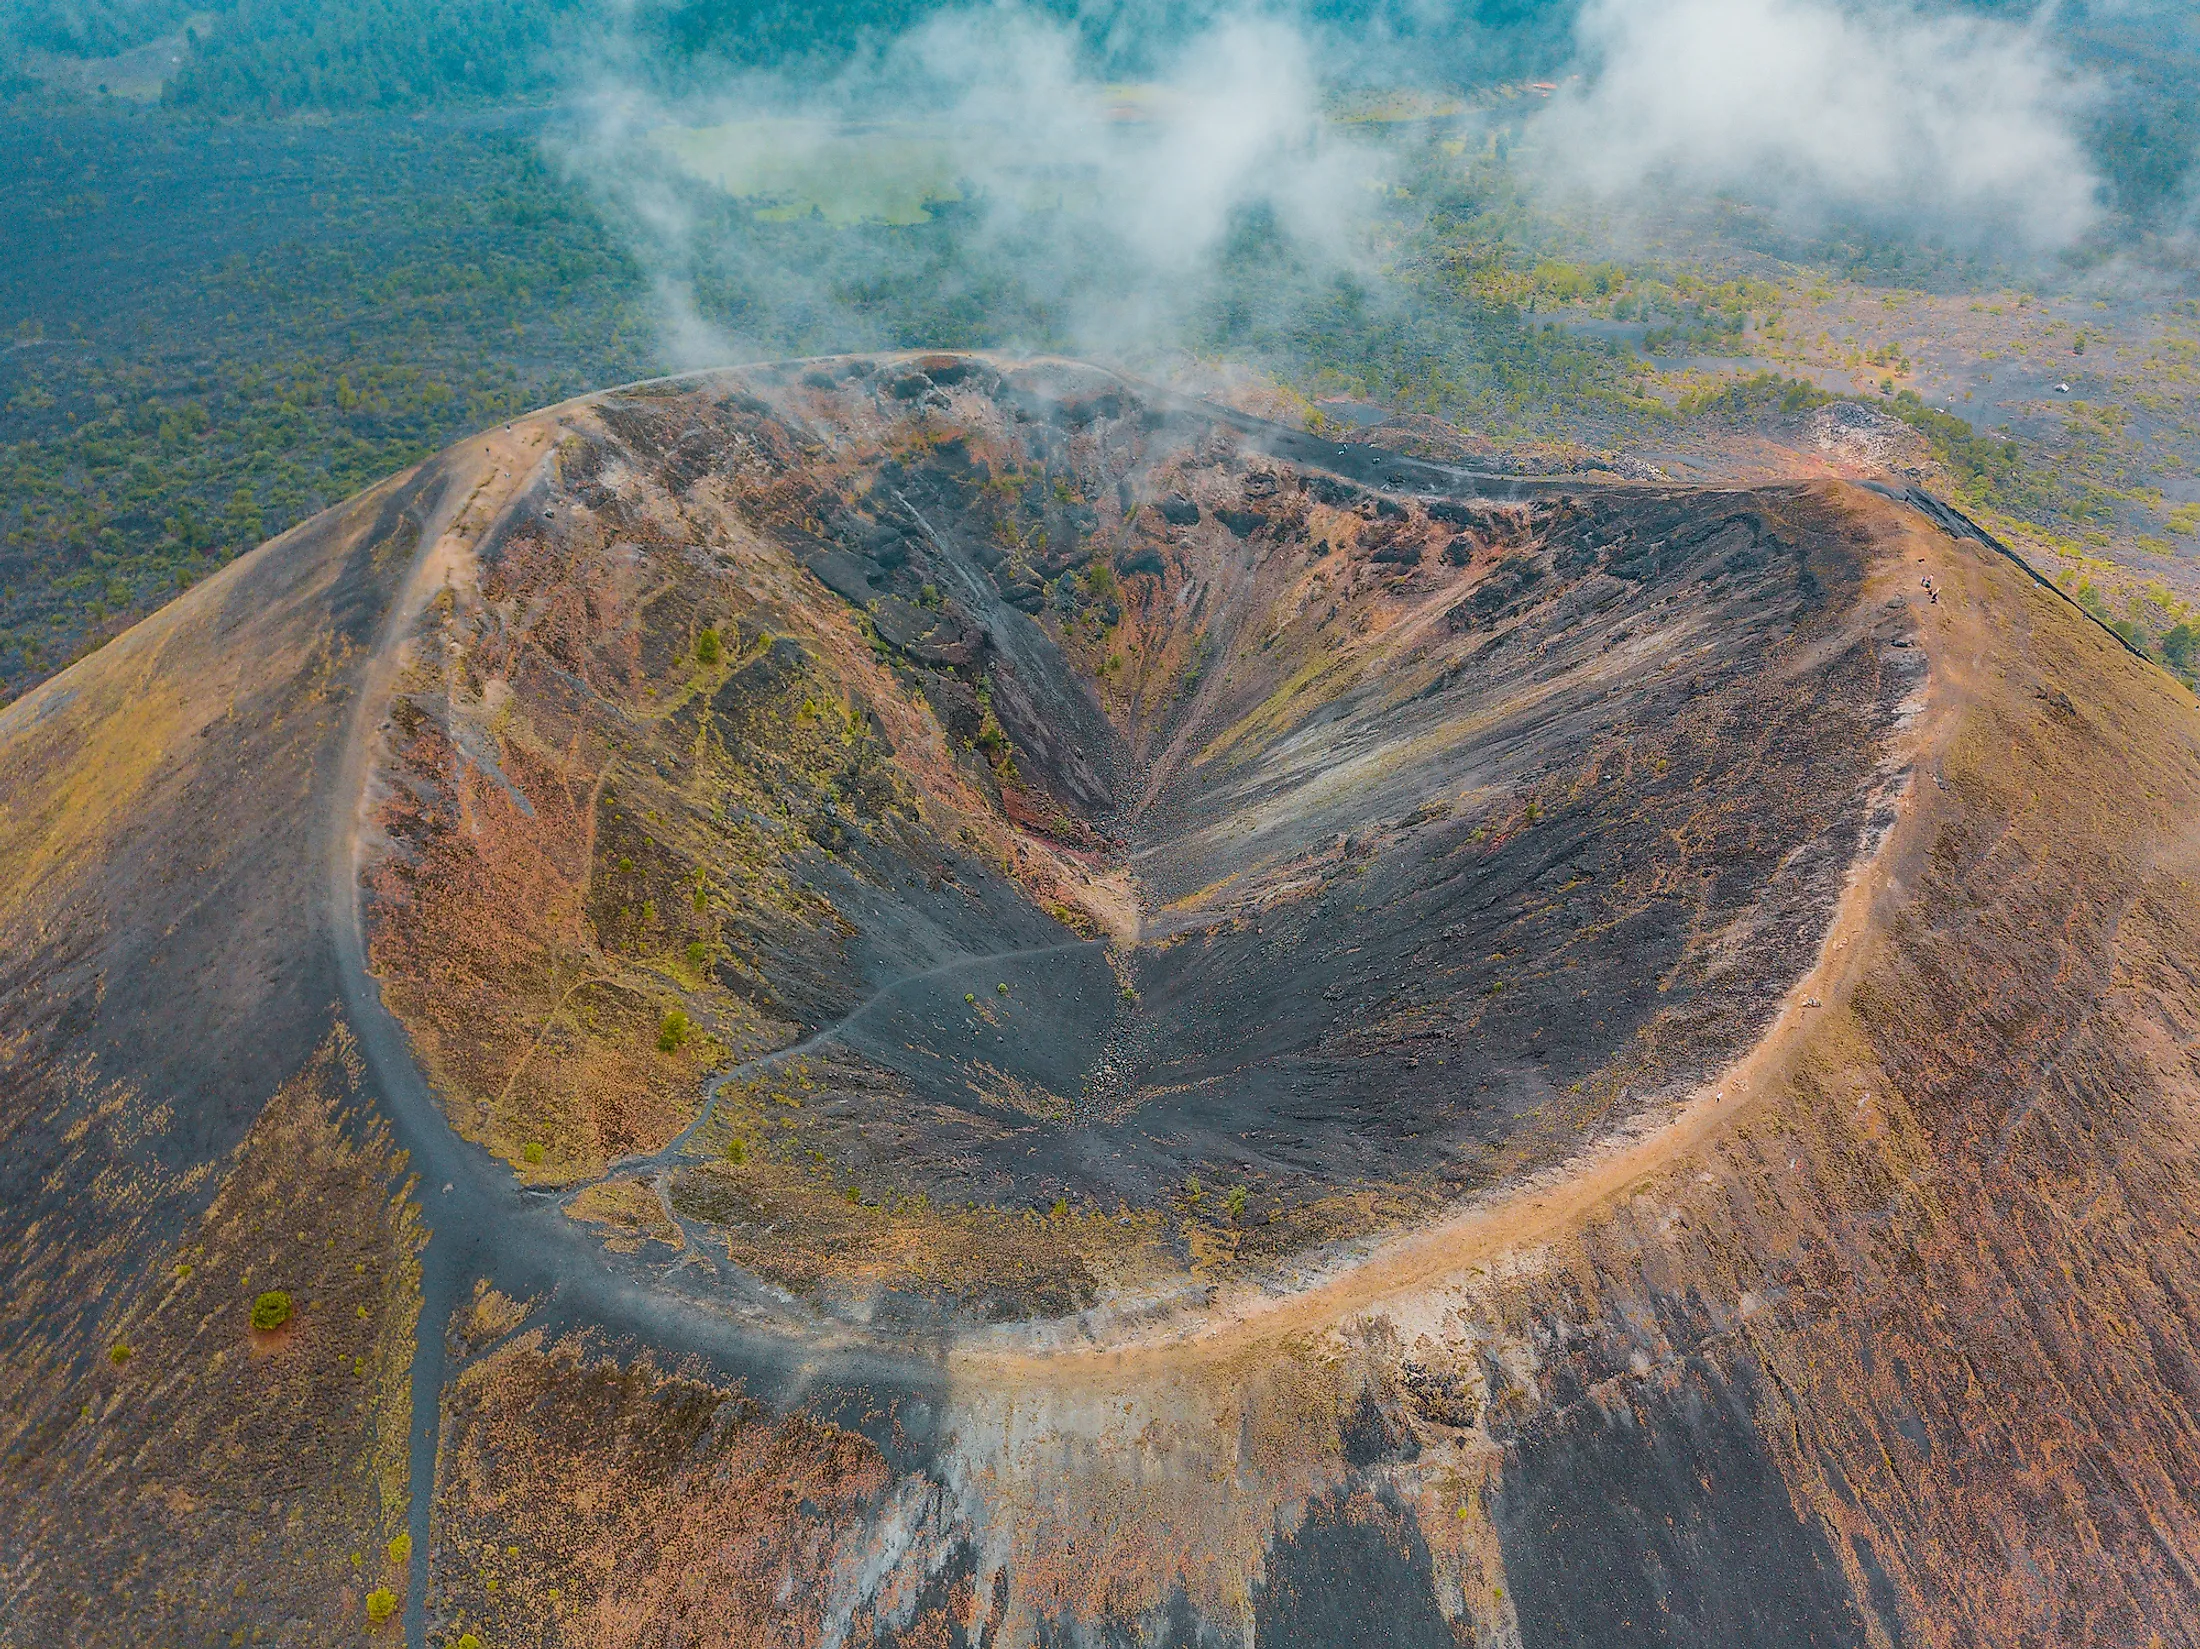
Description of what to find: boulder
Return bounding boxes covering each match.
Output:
[873,597,981,667]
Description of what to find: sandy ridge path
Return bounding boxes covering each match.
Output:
[325,413,574,1647]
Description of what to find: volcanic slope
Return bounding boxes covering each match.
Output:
[2,354,2198,1649]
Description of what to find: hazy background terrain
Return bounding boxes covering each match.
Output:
[3,0,2197,703]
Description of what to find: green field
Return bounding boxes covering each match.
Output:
[657,119,966,224]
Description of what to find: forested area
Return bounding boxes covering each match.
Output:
[0,0,1580,110]
[0,115,651,691]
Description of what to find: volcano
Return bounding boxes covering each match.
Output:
[5,355,2198,1649]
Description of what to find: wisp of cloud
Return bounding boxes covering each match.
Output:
[555,2,1392,371]
[1533,0,2101,250]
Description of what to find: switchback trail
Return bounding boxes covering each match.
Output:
[576,936,1109,1195]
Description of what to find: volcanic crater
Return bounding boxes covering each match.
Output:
[11,348,2200,1649]
[363,353,1921,1329]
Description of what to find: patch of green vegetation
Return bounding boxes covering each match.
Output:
[249,1289,291,1330]
[656,1008,692,1052]
[2054,567,2198,684]
[1675,372,1832,418]
[2162,621,2196,674]
[1883,391,2033,514]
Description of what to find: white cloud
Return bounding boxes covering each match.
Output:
[555,3,1391,366]
[1534,0,2101,248]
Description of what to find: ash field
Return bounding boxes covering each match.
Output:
[4,350,2200,1647]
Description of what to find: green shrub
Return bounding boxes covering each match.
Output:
[1224,1184,1249,1222]
[686,940,708,968]
[657,1010,692,1052]
[365,1587,398,1624]
[2162,621,2196,672]
[694,625,722,665]
[108,1341,132,1365]
[387,1532,411,1564]
[724,1137,748,1165]
[521,1143,544,1165]
[250,1290,292,1332]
